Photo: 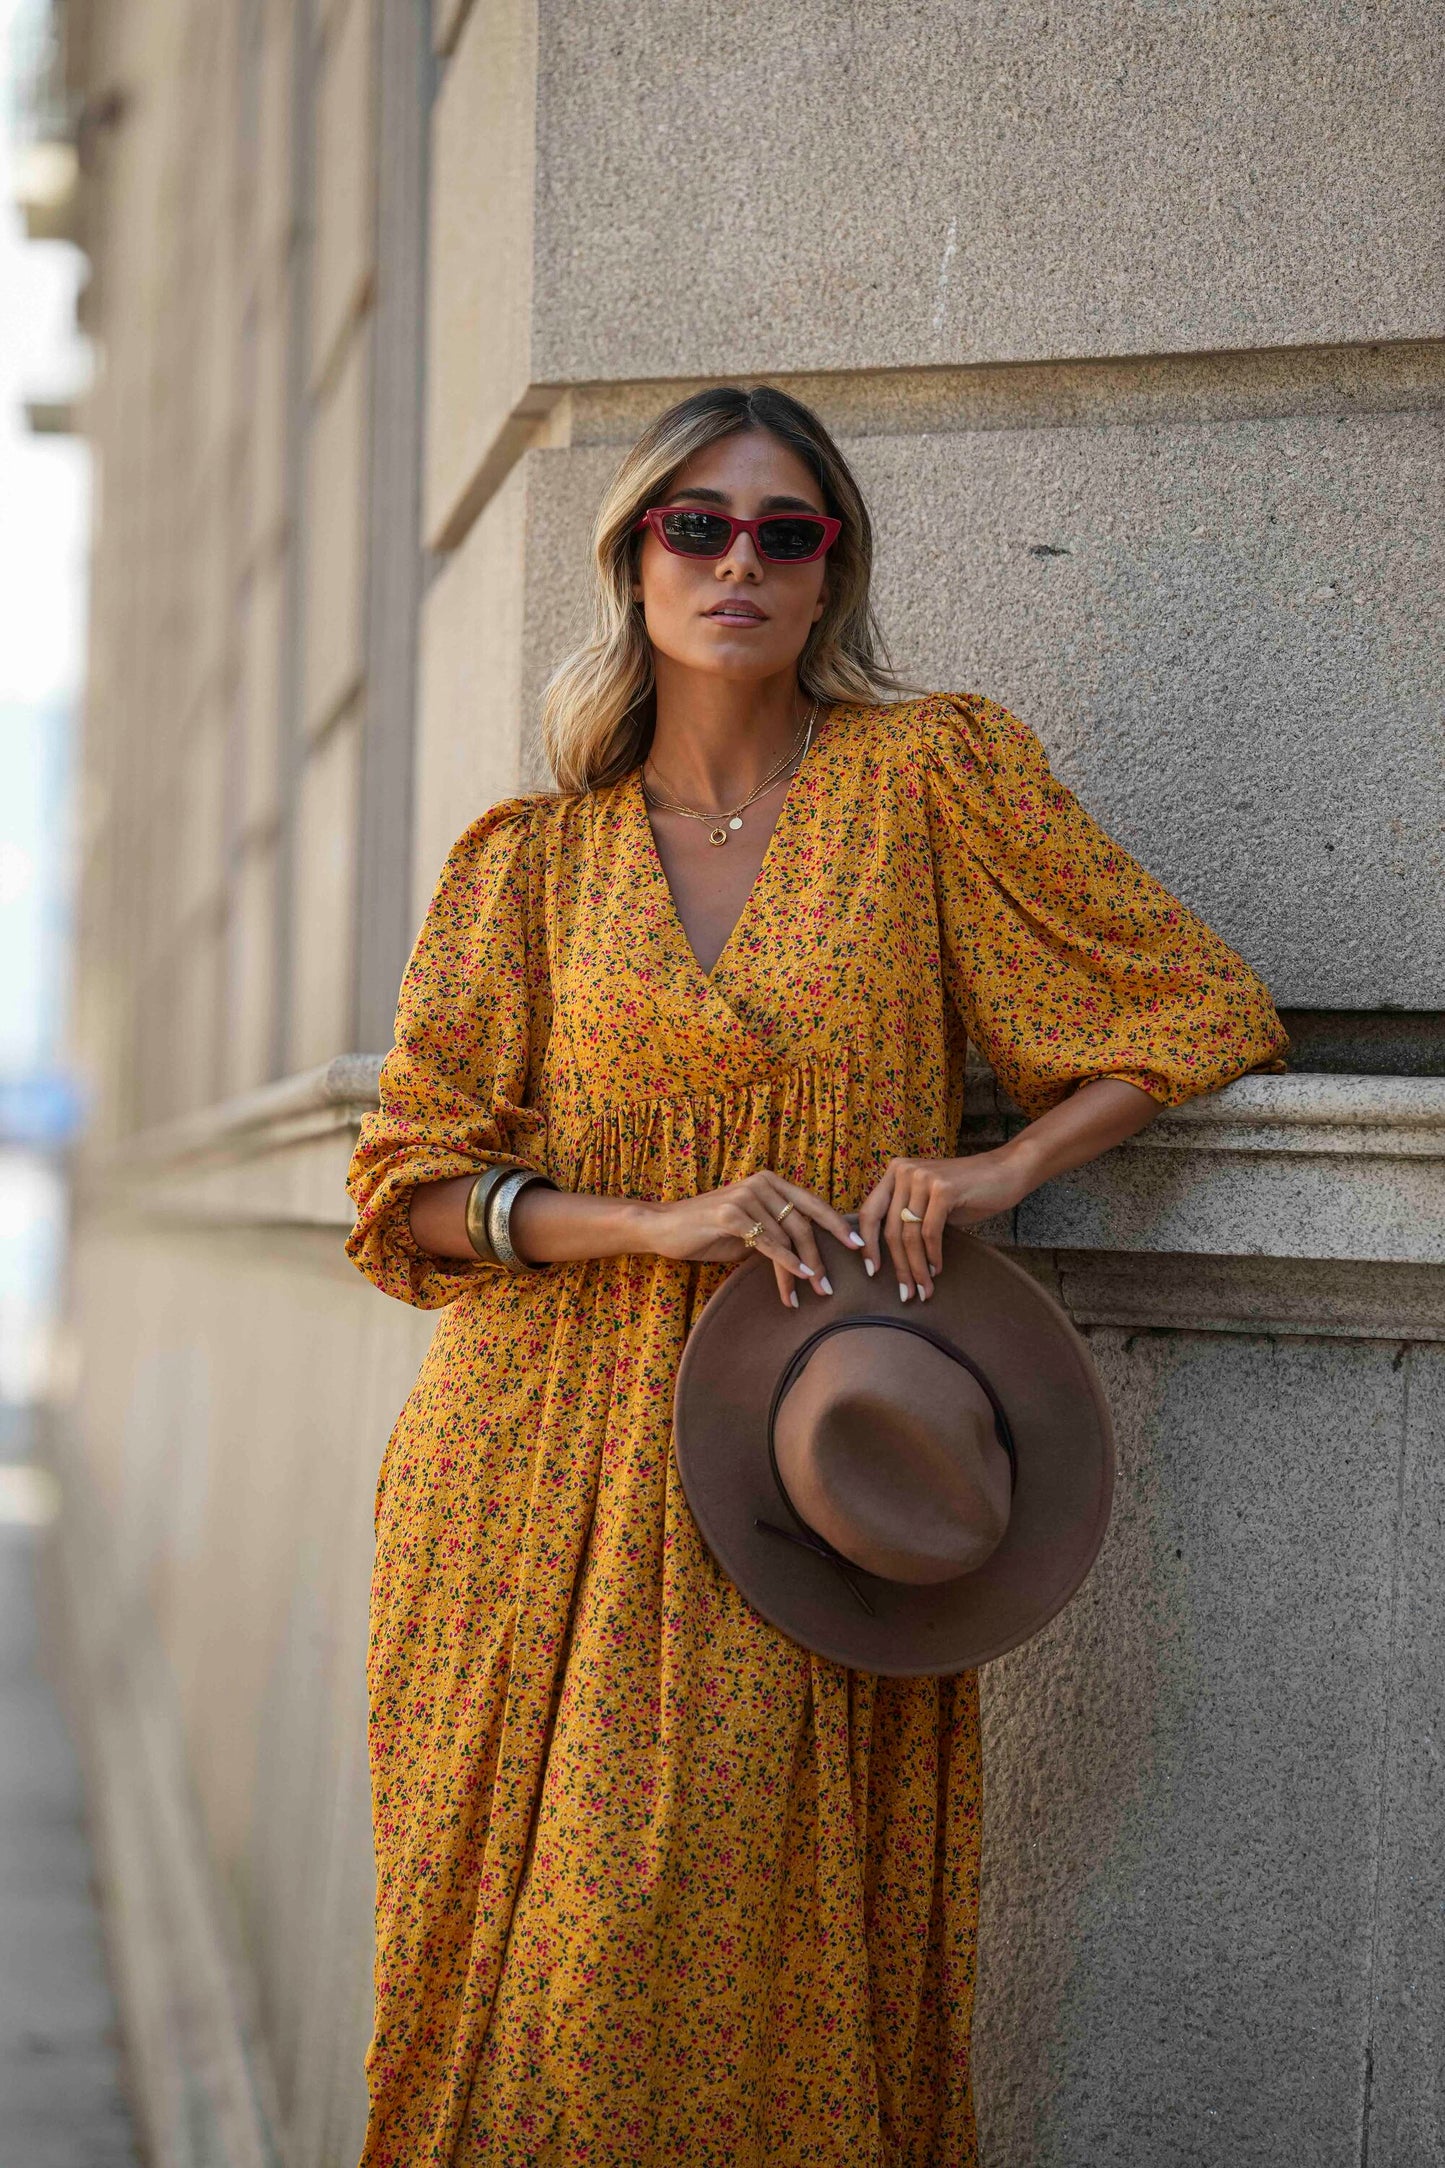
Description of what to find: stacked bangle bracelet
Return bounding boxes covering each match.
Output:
[464,1165,555,1271]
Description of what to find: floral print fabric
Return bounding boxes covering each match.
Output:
[346,694,1287,2166]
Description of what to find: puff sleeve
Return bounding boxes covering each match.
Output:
[345,802,552,1306]
[921,694,1289,1119]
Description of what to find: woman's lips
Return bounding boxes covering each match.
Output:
[704,604,767,623]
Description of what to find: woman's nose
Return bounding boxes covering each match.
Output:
[715,534,763,579]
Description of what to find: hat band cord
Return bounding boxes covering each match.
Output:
[753,1516,878,1615]
[755,1314,1019,1614]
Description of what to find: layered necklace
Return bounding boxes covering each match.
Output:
[642,702,818,847]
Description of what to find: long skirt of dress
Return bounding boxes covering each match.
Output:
[363,1256,982,2168]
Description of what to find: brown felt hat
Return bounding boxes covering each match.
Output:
[673,1225,1115,1675]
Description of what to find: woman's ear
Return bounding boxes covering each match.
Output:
[811,582,828,624]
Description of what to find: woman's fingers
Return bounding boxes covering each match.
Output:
[872,1159,944,1302]
[921,1182,951,1278]
[875,1161,914,1297]
[687,1168,960,1304]
[761,1176,861,1258]
[895,1167,935,1300]
[784,1206,831,1296]
[752,1180,828,1293]
[732,1193,811,1308]
[748,1176,860,1301]
[723,1173,885,1306]
[883,1163,929,1301]
[856,1167,893,1280]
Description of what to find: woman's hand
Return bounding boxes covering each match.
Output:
[858,1078,1163,1301]
[641,1173,864,1308]
[857,1150,1035,1302]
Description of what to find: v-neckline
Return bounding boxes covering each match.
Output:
[631,717,824,987]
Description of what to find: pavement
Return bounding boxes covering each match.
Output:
[0,1417,139,2168]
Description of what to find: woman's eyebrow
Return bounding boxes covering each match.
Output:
[665,486,824,512]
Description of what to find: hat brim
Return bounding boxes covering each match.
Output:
[673,1226,1115,1676]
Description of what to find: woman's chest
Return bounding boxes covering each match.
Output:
[539,773,948,1106]
[644,807,777,980]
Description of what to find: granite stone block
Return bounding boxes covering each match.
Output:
[975,1331,1407,2166]
[531,0,1445,385]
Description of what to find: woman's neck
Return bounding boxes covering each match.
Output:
[646,663,809,810]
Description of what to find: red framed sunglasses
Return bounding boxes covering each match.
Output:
[634,505,842,565]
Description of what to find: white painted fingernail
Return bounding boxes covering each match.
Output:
[899,1283,912,1302]
[796,1262,815,1276]
[863,1258,877,1277]
[847,1232,865,1247]
[789,1290,799,1308]
[817,1276,833,1295]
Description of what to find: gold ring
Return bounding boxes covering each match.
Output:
[776,1201,795,1222]
[900,1207,924,1224]
[743,1221,765,1249]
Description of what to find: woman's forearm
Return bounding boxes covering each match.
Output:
[409,1166,862,1295]
[997,1076,1161,1193]
[407,1171,657,1264]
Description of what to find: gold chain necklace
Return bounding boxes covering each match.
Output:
[642,705,818,846]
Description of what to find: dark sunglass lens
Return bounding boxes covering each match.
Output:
[757,517,827,561]
[659,510,733,556]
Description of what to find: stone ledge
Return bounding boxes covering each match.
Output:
[122,1055,386,1167]
[565,340,1445,449]
[82,1058,388,1235]
[1045,1072,1445,1157]
[1013,1248,1444,1343]
[967,1071,1445,1268]
[91,1060,1445,1268]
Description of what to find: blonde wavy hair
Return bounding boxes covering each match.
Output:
[541,385,902,794]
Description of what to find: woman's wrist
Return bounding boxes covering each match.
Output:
[619,1196,665,1251]
[982,1078,1161,1201]
[507,1183,662,1264]
[992,1129,1050,1195]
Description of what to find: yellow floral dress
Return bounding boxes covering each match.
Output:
[346,693,1286,2168]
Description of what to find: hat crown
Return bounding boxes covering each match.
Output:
[773,1329,1013,1586]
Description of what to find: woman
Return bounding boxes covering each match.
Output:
[347,384,1286,2166]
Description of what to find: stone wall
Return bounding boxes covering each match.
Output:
[50,1,1445,2163]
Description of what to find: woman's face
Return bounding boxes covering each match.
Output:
[632,428,831,687]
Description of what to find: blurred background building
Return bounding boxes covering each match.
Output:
[6,0,1442,2163]
[0,2,135,2158]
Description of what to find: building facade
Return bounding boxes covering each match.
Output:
[34,1,1445,2162]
